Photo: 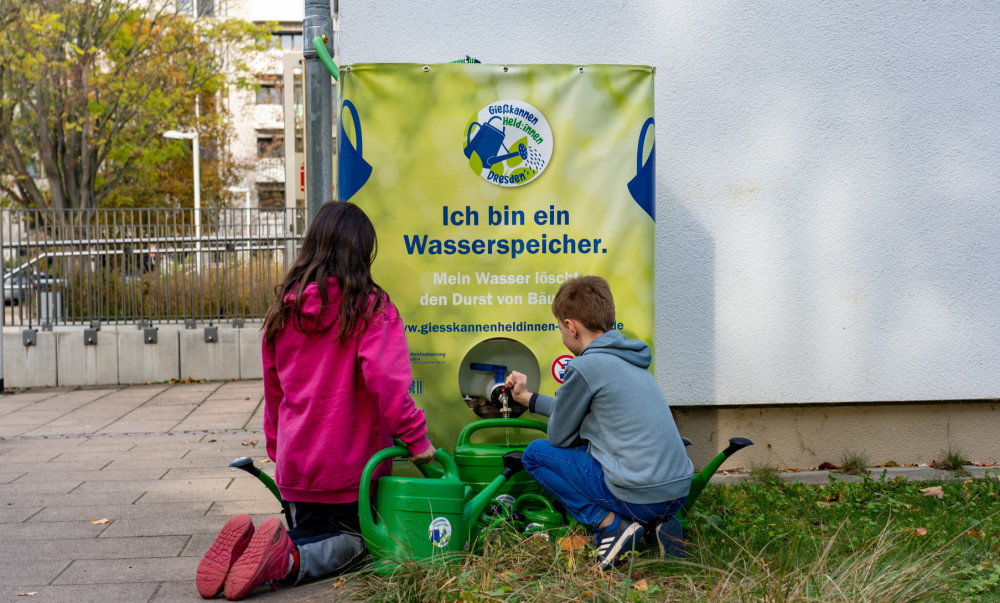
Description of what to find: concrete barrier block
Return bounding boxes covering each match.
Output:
[179,327,239,381]
[56,329,119,386]
[3,329,58,388]
[118,329,180,384]
[238,327,264,380]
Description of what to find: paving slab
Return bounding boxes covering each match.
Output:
[11,469,167,483]
[0,583,160,602]
[0,520,111,540]
[53,556,195,585]
[99,514,277,538]
[30,501,211,522]
[19,535,190,561]
[3,560,74,587]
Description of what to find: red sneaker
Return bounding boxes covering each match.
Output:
[196,515,255,599]
[223,518,295,600]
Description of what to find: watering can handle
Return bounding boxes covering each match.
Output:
[636,117,654,174]
[466,122,480,146]
[514,493,557,513]
[358,446,461,530]
[456,418,548,447]
[341,100,363,156]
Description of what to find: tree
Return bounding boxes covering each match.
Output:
[0,0,272,210]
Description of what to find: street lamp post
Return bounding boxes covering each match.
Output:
[227,186,251,241]
[163,129,201,271]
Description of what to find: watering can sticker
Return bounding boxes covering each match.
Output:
[428,517,452,548]
[627,117,655,220]
[464,100,553,188]
[337,100,373,201]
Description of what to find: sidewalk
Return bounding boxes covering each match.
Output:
[0,381,346,602]
[1,382,994,601]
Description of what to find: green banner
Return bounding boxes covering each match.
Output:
[338,63,655,446]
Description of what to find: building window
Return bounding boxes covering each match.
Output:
[272,33,303,51]
[256,84,282,105]
[176,0,214,18]
[258,188,284,211]
[257,131,284,159]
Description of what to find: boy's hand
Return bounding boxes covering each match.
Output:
[409,444,436,465]
[504,371,532,407]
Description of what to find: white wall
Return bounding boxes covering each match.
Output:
[340,1,1000,405]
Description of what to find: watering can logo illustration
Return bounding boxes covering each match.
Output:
[464,99,553,187]
[428,517,453,548]
[627,117,655,220]
[337,99,373,201]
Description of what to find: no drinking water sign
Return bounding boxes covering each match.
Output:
[338,63,656,444]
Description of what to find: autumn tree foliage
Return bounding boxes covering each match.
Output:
[0,0,272,210]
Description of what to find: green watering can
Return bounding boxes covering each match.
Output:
[359,445,524,574]
[455,418,548,502]
[412,418,547,503]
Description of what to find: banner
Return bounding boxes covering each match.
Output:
[338,63,655,445]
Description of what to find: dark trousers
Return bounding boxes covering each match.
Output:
[279,501,367,586]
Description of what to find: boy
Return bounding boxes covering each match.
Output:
[504,275,693,570]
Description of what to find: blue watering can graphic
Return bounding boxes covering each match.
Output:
[627,117,655,220]
[465,116,528,169]
[337,100,372,201]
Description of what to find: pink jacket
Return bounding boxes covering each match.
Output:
[262,279,431,504]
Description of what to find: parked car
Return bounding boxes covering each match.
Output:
[3,274,32,305]
[30,271,64,291]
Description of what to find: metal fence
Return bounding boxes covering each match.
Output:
[1,207,305,328]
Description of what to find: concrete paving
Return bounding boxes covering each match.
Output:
[1,381,995,601]
[0,381,350,602]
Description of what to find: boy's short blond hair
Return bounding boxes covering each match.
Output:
[551,276,616,332]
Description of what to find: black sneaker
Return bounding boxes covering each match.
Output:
[654,516,686,559]
[594,518,645,570]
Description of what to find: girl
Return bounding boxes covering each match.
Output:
[197,201,435,600]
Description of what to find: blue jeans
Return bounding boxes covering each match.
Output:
[522,439,684,530]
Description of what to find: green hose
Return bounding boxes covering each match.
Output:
[312,35,339,81]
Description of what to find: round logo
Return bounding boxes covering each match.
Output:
[551,354,574,384]
[428,517,452,548]
[493,494,516,511]
[463,100,552,187]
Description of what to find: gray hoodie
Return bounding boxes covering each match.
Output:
[533,330,694,503]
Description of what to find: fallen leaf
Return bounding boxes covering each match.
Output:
[968,529,983,538]
[258,458,270,464]
[241,441,256,446]
[904,527,928,536]
[17,593,38,597]
[882,460,901,467]
[919,485,944,499]
[904,463,918,467]
[783,468,801,473]
[817,462,839,470]
[558,534,588,551]
[633,579,649,591]
[90,518,111,524]
[333,577,347,588]
[245,396,250,400]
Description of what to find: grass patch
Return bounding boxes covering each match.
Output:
[839,449,871,476]
[937,446,970,473]
[329,472,1000,602]
[747,462,782,486]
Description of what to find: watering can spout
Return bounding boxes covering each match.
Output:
[465,451,523,524]
[679,436,754,520]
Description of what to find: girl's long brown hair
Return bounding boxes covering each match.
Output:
[263,201,386,345]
